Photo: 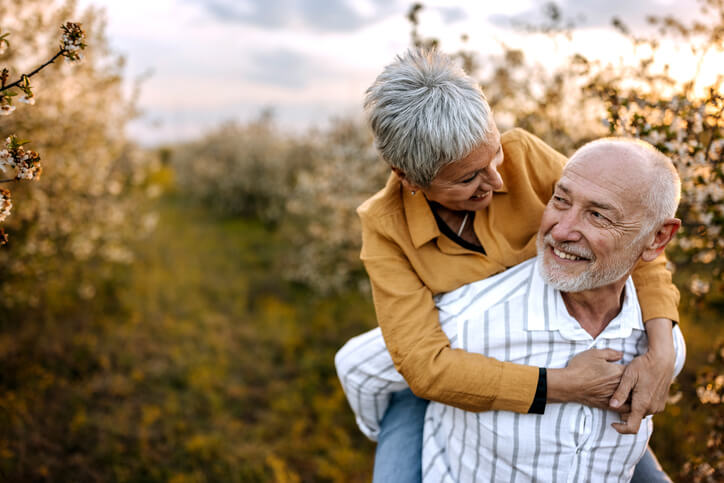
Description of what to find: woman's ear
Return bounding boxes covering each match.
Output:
[641,218,681,262]
[391,167,423,194]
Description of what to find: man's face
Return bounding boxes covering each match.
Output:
[420,122,504,212]
[536,153,650,292]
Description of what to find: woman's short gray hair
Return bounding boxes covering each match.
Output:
[364,48,494,188]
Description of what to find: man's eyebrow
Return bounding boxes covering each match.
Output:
[588,200,620,214]
[555,183,570,194]
[556,182,620,214]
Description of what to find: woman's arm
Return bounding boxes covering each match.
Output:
[609,252,681,434]
[361,225,540,413]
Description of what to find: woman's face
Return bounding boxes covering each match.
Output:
[420,124,504,212]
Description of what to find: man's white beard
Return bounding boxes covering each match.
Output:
[536,234,643,292]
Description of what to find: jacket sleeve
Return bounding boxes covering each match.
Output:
[360,218,540,413]
[631,251,680,323]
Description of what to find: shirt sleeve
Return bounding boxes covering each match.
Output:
[334,327,408,441]
[360,219,540,414]
[630,251,680,324]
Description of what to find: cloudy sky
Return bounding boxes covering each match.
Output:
[77,0,700,145]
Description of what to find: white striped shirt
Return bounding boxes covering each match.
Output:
[335,257,685,482]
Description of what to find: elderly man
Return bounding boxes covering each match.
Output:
[336,138,685,481]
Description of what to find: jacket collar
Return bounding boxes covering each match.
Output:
[401,174,508,250]
[402,178,441,249]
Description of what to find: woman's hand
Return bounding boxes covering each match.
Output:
[547,348,628,410]
[609,318,676,434]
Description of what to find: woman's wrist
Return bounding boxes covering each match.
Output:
[545,367,574,403]
[644,317,675,360]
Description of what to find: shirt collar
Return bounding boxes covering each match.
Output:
[525,258,644,340]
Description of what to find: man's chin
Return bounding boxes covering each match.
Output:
[539,258,591,292]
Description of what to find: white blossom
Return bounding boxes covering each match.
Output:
[0,190,12,222]
[0,149,14,170]
[18,95,35,105]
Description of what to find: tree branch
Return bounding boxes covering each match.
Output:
[0,49,66,92]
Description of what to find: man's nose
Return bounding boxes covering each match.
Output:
[550,210,582,242]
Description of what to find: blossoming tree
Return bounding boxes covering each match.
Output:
[0,22,85,244]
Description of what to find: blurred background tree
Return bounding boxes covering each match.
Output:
[0,0,155,310]
[0,0,158,480]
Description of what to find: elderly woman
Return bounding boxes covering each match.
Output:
[349,49,679,482]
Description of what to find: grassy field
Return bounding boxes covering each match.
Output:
[1,192,721,481]
[1,195,375,481]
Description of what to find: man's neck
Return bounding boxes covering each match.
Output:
[560,279,628,338]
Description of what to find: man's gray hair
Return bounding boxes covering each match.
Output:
[364,48,494,188]
[571,138,681,236]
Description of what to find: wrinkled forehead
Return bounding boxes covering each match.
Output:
[560,146,650,209]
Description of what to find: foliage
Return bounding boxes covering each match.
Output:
[0,195,376,482]
[0,19,86,242]
[0,0,155,309]
[172,111,302,225]
[172,115,388,293]
[282,118,388,293]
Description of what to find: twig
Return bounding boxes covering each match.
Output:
[0,49,66,93]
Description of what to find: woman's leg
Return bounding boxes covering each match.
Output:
[631,445,672,483]
[372,388,429,483]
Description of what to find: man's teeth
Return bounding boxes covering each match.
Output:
[553,247,583,261]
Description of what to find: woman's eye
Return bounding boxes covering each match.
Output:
[461,173,477,183]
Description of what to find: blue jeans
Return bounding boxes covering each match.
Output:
[373,389,429,483]
[373,389,671,483]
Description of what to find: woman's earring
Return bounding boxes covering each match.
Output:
[410,191,416,195]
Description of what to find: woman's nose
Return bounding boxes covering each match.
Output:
[483,166,503,190]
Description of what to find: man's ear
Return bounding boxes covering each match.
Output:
[641,218,681,262]
[391,167,423,194]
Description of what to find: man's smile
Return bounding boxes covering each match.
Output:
[552,246,587,261]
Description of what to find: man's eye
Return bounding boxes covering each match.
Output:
[553,196,566,203]
[591,211,608,222]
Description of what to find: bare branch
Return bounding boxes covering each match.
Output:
[0,49,66,93]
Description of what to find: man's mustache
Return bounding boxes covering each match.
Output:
[542,234,595,260]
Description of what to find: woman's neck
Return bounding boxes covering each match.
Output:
[431,203,480,247]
